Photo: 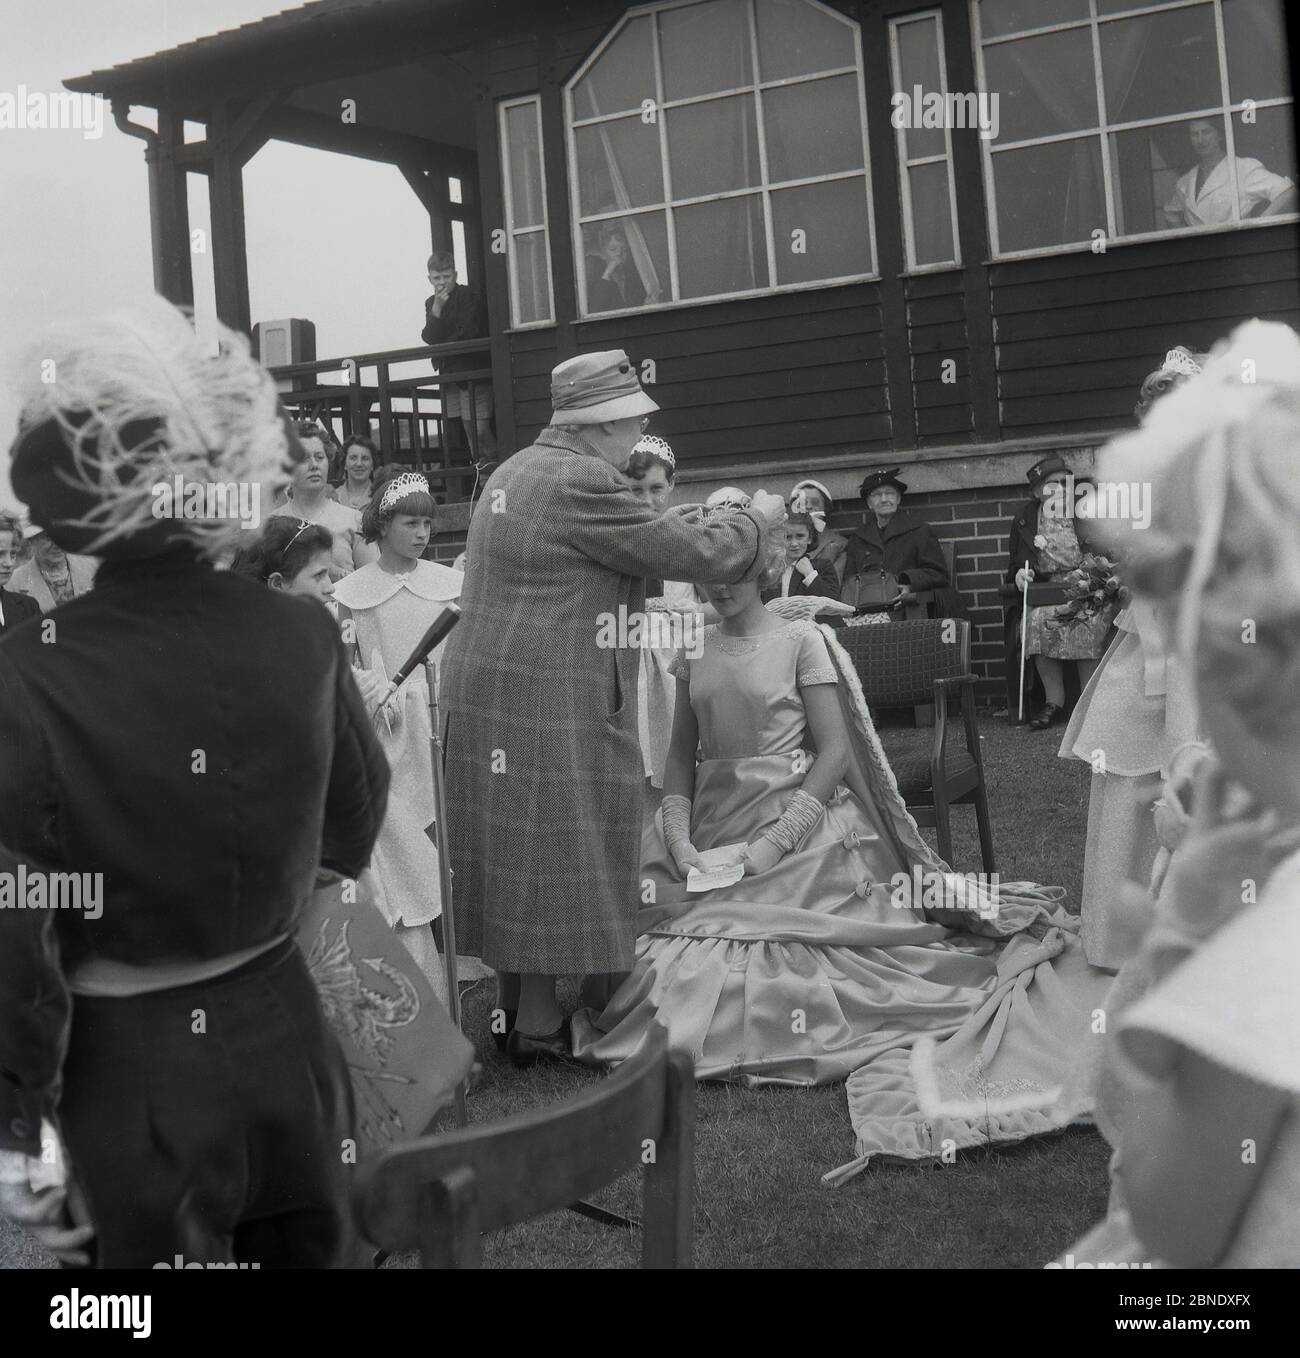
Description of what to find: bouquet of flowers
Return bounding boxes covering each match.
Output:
[1055,552,1123,622]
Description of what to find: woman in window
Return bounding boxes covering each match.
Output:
[585,223,635,313]
[1162,118,1296,229]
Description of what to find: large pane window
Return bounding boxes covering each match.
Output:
[888,11,961,270]
[498,96,554,327]
[567,0,875,315]
[975,0,1297,256]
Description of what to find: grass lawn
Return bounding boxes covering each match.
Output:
[1,711,1111,1271]
[403,710,1111,1270]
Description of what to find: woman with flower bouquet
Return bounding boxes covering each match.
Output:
[1005,455,1118,730]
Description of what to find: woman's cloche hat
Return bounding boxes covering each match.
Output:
[859,467,908,499]
[1025,453,1073,489]
[550,350,659,426]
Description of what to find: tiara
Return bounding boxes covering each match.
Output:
[633,434,675,469]
[379,471,430,514]
[1161,348,1203,378]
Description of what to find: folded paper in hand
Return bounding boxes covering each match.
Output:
[686,842,749,893]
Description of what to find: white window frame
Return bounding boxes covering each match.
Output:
[564,0,878,319]
[498,94,556,329]
[972,0,1298,262]
[889,10,962,272]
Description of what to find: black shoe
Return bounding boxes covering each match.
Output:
[1029,702,1062,730]
[489,1008,517,1056]
[506,1017,573,1068]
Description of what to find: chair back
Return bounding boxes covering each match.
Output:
[838,618,971,708]
[352,1022,694,1268]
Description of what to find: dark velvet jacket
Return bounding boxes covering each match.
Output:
[0,553,389,1153]
[841,509,950,594]
[0,586,40,637]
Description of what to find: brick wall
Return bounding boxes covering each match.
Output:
[431,480,1033,704]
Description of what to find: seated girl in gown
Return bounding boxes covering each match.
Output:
[572,536,1112,1170]
[1057,319,1300,1267]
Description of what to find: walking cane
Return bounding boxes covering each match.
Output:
[1018,560,1031,725]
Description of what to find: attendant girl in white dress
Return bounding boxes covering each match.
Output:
[1058,347,1205,969]
[333,469,463,1000]
[1059,319,1300,1268]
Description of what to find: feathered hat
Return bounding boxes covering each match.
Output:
[8,296,296,560]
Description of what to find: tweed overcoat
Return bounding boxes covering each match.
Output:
[442,426,766,973]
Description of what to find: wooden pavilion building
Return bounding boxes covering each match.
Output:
[67,0,1299,698]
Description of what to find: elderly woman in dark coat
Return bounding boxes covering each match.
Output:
[443,350,785,1063]
[839,468,950,614]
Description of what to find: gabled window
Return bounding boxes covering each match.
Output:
[566,0,876,316]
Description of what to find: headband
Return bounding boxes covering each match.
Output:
[283,518,314,554]
[379,472,430,514]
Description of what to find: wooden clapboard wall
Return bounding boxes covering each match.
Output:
[475,0,1300,473]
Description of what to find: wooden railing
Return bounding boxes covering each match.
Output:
[267,338,492,502]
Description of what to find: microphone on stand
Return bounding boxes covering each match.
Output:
[376,603,462,707]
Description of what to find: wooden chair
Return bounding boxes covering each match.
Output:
[837,618,996,873]
[899,540,959,725]
[352,1022,695,1268]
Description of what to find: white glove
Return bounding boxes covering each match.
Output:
[794,557,816,581]
[0,1127,93,1266]
[766,596,853,621]
[1015,566,1035,592]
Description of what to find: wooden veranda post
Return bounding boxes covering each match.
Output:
[145,111,195,310]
